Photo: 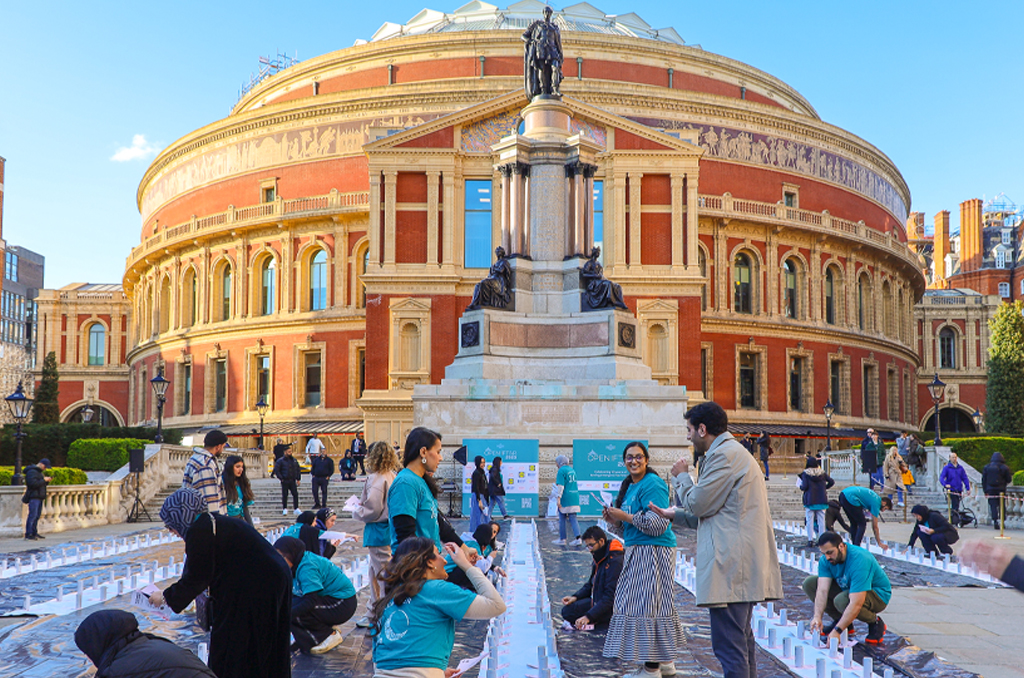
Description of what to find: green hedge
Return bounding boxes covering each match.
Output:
[946,438,1024,475]
[0,424,181,468]
[67,438,152,472]
[1,465,88,486]
[1013,470,1024,486]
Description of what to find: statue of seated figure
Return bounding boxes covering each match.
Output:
[581,246,627,311]
[467,246,514,311]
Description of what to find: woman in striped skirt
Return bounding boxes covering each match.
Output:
[601,441,683,678]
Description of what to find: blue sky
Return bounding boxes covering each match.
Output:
[2,1,1021,288]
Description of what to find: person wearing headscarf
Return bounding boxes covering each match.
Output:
[274,536,357,655]
[148,488,292,678]
[283,510,317,539]
[908,504,959,555]
[554,454,581,546]
[74,609,218,678]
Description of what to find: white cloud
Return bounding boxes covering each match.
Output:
[110,134,159,162]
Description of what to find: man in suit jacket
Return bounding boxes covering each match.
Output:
[350,432,368,475]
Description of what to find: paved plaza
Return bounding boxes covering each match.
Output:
[1,478,1021,678]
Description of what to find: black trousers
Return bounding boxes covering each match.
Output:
[560,598,592,625]
[949,493,961,514]
[989,496,1002,527]
[280,480,298,509]
[708,602,756,678]
[291,593,357,653]
[354,456,366,475]
[312,477,329,508]
[918,532,954,555]
[840,494,868,546]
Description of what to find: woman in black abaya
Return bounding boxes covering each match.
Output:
[149,488,293,678]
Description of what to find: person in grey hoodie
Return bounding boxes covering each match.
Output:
[982,452,1013,530]
[798,457,835,546]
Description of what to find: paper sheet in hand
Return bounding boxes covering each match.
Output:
[597,491,614,508]
[320,530,355,545]
[450,647,488,677]
[131,584,170,614]
[343,495,362,512]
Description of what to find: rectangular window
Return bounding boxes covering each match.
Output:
[464,180,493,268]
[790,357,803,411]
[739,352,757,408]
[863,364,878,418]
[830,361,841,411]
[182,364,192,415]
[1002,230,1012,245]
[256,355,271,404]
[593,180,604,263]
[214,359,227,412]
[304,351,322,407]
[700,348,708,397]
[784,192,796,208]
[358,347,366,399]
[996,250,1005,269]
[999,282,1010,298]
[263,187,276,203]
[5,252,17,282]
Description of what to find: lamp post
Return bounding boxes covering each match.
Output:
[150,367,170,444]
[81,405,95,424]
[972,408,984,434]
[928,373,946,446]
[255,395,269,450]
[823,399,835,452]
[5,382,34,486]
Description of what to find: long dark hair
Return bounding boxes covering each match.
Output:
[492,456,502,471]
[614,441,657,508]
[403,427,442,497]
[222,455,254,502]
[371,537,437,635]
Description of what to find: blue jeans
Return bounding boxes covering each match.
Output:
[709,602,756,678]
[805,508,825,542]
[489,495,508,518]
[761,457,770,478]
[558,511,580,540]
[25,498,42,538]
[470,495,488,530]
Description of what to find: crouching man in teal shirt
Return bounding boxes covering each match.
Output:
[803,531,891,645]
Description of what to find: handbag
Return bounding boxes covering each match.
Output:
[195,513,216,632]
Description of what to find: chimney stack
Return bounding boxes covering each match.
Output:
[959,198,984,272]
[933,211,950,283]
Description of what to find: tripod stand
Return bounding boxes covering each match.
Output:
[127,470,152,523]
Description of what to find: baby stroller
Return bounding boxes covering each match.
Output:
[950,507,976,528]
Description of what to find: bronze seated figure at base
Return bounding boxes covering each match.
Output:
[467,246,514,311]
[581,246,627,312]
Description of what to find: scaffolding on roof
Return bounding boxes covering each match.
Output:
[237,51,300,105]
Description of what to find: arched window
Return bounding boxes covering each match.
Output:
[310,249,327,311]
[698,248,708,311]
[939,327,957,369]
[858,275,870,330]
[88,324,105,366]
[782,259,797,318]
[217,263,232,321]
[648,324,669,373]
[259,257,276,316]
[181,268,197,327]
[824,267,836,325]
[733,253,752,314]
[400,322,420,372]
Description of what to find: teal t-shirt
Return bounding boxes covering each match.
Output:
[817,543,892,604]
[282,523,304,539]
[621,472,676,548]
[464,539,494,559]
[363,520,391,548]
[373,580,477,670]
[294,551,356,600]
[842,486,882,517]
[556,465,580,509]
[388,468,441,550]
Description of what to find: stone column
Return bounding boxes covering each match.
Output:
[237,236,249,318]
[282,232,294,313]
[765,232,778,316]
[671,174,684,268]
[383,171,397,266]
[499,164,512,254]
[611,171,627,271]
[369,172,382,266]
[442,172,456,267]
[714,221,728,312]
[629,172,643,265]
[686,174,699,269]
[333,218,347,308]
[427,171,440,265]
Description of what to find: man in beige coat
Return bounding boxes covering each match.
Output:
[650,402,782,678]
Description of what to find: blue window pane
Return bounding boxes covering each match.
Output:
[464,180,493,269]
[465,180,492,211]
[593,180,604,213]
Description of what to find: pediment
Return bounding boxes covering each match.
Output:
[389,296,433,313]
[636,298,680,313]
[364,90,703,158]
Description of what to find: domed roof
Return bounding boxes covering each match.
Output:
[365,1,686,45]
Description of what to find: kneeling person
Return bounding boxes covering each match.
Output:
[909,504,959,555]
[275,536,357,655]
[560,526,624,629]
[803,531,890,644]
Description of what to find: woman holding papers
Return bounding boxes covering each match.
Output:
[352,440,402,627]
[371,537,506,678]
[600,442,683,678]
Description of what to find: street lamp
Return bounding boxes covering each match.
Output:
[5,382,34,485]
[972,408,984,433]
[928,373,946,446]
[150,367,170,444]
[81,405,95,424]
[255,395,269,450]
[823,399,835,452]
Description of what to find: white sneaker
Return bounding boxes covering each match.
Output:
[282,509,289,516]
[310,630,344,655]
[625,666,661,678]
[552,538,566,545]
[569,538,583,546]
[354,615,373,628]
[294,508,302,516]
[661,662,677,676]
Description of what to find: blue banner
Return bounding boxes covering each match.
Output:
[572,439,647,516]
[462,439,540,517]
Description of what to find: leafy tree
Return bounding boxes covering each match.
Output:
[985,300,1024,434]
[32,351,60,424]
